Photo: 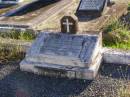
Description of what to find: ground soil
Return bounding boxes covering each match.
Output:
[0,59,130,97]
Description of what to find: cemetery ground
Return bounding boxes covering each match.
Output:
[0,0,72,29]
[0,47,130,97]
[1,0,60,21]
[0,0,130,97]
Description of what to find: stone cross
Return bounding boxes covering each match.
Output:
[62,18,73,33]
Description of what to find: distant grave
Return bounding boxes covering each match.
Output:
[0,0,24,4]
[77,0,108,19]
[0,0,72,30]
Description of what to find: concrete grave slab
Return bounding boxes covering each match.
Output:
[0,0,72,30]
[77,0,108,19]
[0,0,24,4]
[20,32,102,80]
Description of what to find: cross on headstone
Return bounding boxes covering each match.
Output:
[62,18,73,33]
[61,16,77,34]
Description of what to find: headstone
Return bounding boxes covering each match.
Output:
[20,32,102,80]
[76,0,108,19]
[61,16,77,34]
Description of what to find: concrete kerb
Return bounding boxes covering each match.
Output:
[102,48,130,65]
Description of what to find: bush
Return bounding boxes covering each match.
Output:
[18,30,36,41]
[0,44,25,63]
[103,18,130,50]
[0,29,36,41]
[128,3,130,11]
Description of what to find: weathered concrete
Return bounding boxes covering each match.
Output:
[102,48,130,65]
[0,0,73,30]
[20,53,102,80]
[0,0,23,4]
[77,0,108,18]
[78,3,128,32]
[2,0,38,17]
[20,32,102,80]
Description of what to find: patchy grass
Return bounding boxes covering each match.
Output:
[118,83,130,97]
[128,3,130,11]
[103,18,130,50]
[0,44,25,64]
[0,29,36,41]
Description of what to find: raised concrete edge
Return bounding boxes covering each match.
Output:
[102,48,130,65]
[20,53,102,80]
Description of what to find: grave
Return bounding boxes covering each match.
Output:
[76,0,108,19]
[0,0,72,30]
[0,0,24,4]
[20,31,102,79]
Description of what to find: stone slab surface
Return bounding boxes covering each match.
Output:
[26,32,101,67]
[20,32,102,79]
[79,0,106,11]
[103,48,130,65]
[20,53,102,80]
[0,0,72,29]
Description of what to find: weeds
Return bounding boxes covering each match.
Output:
[0,44,25,64]
[103,18,130,50]
[128,3,130,11]
[0,29,36,41]
[118,84,130,97]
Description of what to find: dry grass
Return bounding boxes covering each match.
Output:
[118,83,130,97]
[0,44,25,64]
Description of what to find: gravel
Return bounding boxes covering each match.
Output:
[0,63,130,97]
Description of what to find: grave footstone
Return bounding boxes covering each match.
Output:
[61,16,78,34]
[20,31,102,80]
[76,0,108,19]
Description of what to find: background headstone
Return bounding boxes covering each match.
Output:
[60,16,78,34]
[76,0,107,20]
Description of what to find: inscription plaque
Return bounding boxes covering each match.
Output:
[77,0,107,18]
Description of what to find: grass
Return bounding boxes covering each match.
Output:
[118,84,130,97]
[117,66,130,97]
[0,44,25,64]
[0,29,36,41]
[103,18,130,50]
[128,3,130,11]
[103,2,130,50]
